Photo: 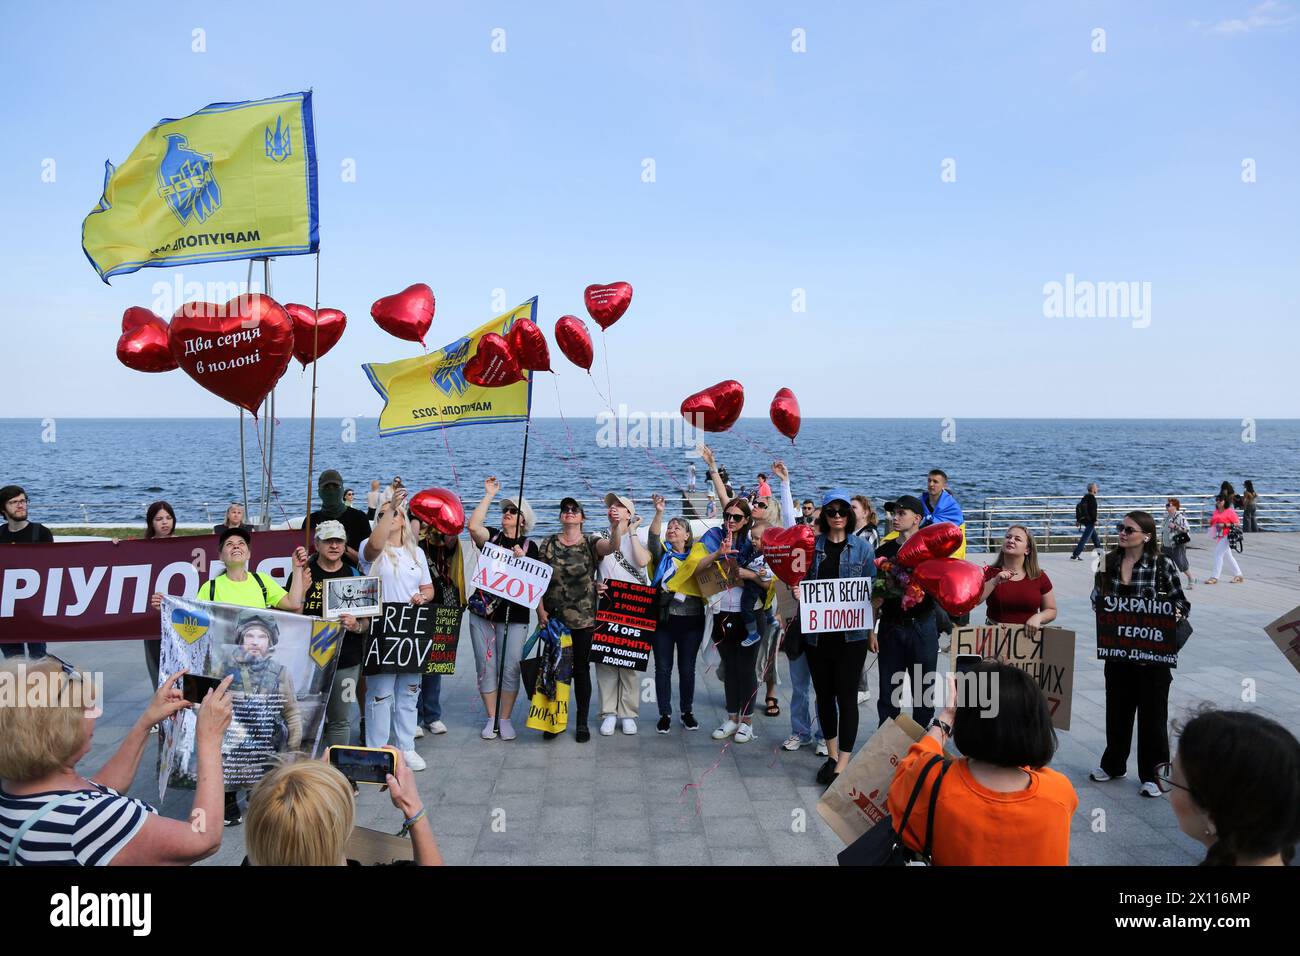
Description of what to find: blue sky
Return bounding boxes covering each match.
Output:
[1,0,1296,420]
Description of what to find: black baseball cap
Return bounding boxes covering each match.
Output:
[219,525,252,548]
[894,495,926,517]
[559,496,585,516]
[319,469,343,488]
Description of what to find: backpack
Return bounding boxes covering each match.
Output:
[1228,524,1244,553]
[1074,500,1087,526]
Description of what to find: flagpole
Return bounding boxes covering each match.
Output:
[493,369,533,737]
[305,251,321,555]
[262,257,276,530]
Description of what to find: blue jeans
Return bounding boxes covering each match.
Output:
[1071,524,1101,557]
[2,643,48,659]
[876,611,940,729]
[788,650,822,743]
[418,672,443,727]
[652,614,705,716]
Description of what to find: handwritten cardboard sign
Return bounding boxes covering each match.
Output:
[423,604,463,676]
[1096,589,1178,667]
[364,602,435,674]
[953,624,1076,731]
[1264,605,1300,676]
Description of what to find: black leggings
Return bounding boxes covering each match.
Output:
[569,626,594,727]
[715,613,760,718]
[806,633,871,752]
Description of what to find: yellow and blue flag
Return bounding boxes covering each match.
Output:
[363,298,537,437]
[81,91,318,283]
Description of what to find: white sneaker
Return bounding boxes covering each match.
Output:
[782,734,806,751]
[499,719,517,741]
[403,750,427,772]
[414,725,425,739]
[621,718,637,735]
[734,723,755,743]
[815,739,829,757]
[428,721,447,735]
[600,715,617,736]
[1090,767,1125,782]
[856,690,870,705]
[1139,781,1162,798]
[711,719,739,740]
[481,719,498,740]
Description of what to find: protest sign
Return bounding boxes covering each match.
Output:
[799,577,874,634]
[423,604,464,675]
[953,624,1076,731]
[470,541,552,609]
[692,561,729,598]
[346,826,415,865]
[158,595,341,798]
[0,531,299,645]
[1264,605,1300,677]
[364,602,438,674]
[592,580,657,670]
[817,715,925,845]
[1095,588,1179,666]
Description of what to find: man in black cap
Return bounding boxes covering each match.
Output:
[304,469,372,566]
[872,495,941,730]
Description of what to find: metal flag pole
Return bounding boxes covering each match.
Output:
[304,250,321,555]
[493,368,534,736]
[261,257,276,529]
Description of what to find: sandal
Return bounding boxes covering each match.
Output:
[764,696,781,717]
[1204,578,1218,585]
[1230,576,1245,583]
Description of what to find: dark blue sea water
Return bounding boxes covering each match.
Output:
[2,418,1295,532]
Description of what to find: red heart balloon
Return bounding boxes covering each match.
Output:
[371,283,434,346]
[463,332,524,387]
[508,318,551,372]
[555,315,593,371]
[168,294,294,414]
[285,303,347,367]
[770,387,801,443]
[409,488,465,535]
[760,524,817,587]
[896,522,965,569]
[911,558,986,616]
[116,306,178,373]
[680,380,745,432]
[584,282,633,330]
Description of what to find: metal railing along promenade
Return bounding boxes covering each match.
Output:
[966,493,1300,553]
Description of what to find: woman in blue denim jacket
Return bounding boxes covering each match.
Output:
[778,468,876,786]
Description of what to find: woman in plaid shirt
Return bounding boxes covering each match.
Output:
[1089,510,1191,798]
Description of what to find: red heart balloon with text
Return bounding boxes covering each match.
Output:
[555,315,594,370]
[760,523,817,588]
[463,333,524,387]
[911,557,986,616]
[409,488,466,535]
[681,380,745,432]
[371,283,435,346]
[286,304,348,367]
[896,522,965,569]
[508,318,551,372]
[117,306,178,373]
[770,387,801,442]
[584,282,633,330]
[167,294,294,414]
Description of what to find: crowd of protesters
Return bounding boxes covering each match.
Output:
[1,466,1296,868]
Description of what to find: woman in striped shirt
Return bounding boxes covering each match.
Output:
[0,658,233,866]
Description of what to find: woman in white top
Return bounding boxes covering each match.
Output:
[366,479,381,520]
[360,489,434,771]
[594,493,653,736]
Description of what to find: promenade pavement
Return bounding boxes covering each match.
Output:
[58,532,1300,866]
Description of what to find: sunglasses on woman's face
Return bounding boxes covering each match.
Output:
[502,507,519,516]
[560,506,581,515]
[725,512,746,522]
[1119,525,1142,536]
[824,507,850,518]
[753,502,768,510]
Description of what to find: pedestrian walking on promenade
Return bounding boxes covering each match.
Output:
[1070,483,1101,560]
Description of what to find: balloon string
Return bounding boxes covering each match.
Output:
[248,416,292,527]
[600,329,614,412]
[549,374,597,493]
[436,421,461,489]
[520,424,598,494]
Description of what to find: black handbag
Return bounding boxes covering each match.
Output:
[837,754,951,866]
[781,616,804,661]
[1155,558,1193,652]
[518,626,546,698]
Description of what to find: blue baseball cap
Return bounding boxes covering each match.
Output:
[821,488,853,508]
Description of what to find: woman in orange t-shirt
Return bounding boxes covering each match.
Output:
[887,662,1078,865]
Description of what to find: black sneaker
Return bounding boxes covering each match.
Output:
[681,712,699,731]
[575,724,591,743]
[815,757,837,786]
[656,715,671,734]
[224,795,242,828]
[543,731,559,741]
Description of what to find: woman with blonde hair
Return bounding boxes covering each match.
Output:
[851,495,880,549]
[979,525,1058,633]
[245,753,441,866]
[360,488,434,770]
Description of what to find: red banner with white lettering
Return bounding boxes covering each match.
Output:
[0,532,298,643]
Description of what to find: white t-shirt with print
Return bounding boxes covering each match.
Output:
[598,531,649,585]
[358,536,431,601]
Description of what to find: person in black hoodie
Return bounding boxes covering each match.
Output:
[1,485,54,659]
[1070,483,1100,561]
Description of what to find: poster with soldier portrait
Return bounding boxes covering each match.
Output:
[157,596,344,800]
